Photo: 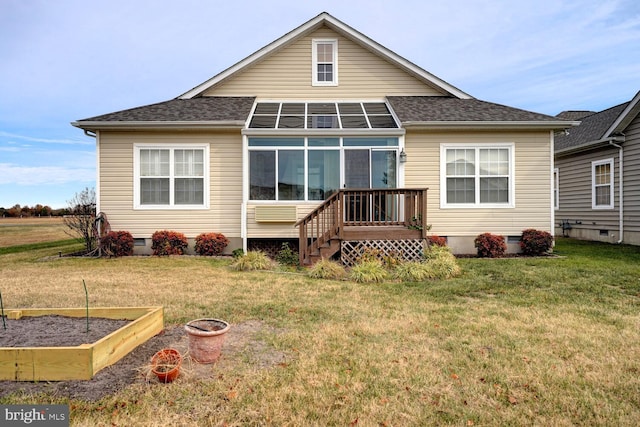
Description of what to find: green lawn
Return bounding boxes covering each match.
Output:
[1,238,639,426]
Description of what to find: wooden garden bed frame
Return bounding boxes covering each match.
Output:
[0,306,163,381]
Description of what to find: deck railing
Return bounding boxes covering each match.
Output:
[296,188,428,264]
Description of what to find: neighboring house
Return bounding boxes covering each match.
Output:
[73,12,574,262]
[555,90,640,245]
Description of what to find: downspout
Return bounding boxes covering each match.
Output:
[609,137,624,243]
[83,130,99,213]
[241,134,248,253]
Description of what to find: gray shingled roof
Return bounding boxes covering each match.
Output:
[387,96,561,122]
[76,95,567,130]
[75,96,256,124]
[556,110,596,120]
[555,102,629,152]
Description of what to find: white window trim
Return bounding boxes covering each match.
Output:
[247,137,402,203]
[312,39,338,86]
[440,143,515,209]
[591,158,614,209]
[554,168,559,210]
[133,143,210,210]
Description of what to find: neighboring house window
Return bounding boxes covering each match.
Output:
[440,144,514,208]
[554,168,559,210]
[312,39,338,86]
[134,145,208,209]
[592,158,614,209]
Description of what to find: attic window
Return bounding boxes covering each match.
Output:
[312,39,337,86]
[248,102,398,129]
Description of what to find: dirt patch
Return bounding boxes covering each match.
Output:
[0,315,129,347]
[0,317,288,401]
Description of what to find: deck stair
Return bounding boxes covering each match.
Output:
[296,188,428,265]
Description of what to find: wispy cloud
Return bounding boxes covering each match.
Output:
[0,131,93,146]
[0,163,94,185]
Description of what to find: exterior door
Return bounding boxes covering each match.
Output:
[344,150,370,222]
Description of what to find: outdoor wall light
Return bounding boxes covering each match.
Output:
[399,149,407,163]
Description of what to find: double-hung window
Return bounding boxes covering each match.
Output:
[441,144,514,208]
[134,144,208,209]
[592,158,614,209]
[312,39,338,86]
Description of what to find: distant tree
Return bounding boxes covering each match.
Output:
[63,187,97,252]
[33,204,52,216]
[7,204,21,217]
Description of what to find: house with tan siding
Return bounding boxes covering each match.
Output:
[555,90,640,245]
[73,12,574,261]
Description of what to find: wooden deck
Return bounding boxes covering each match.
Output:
[296,188,428,264]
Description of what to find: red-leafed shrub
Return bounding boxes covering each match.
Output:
[100,231,134,257]
[194,232,229,256]
[151,230,188,256]
[428,235,447,247]
[474,233,506,258]
[520,228,553,256]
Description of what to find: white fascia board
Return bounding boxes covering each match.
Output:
[604,90,640,136]
[178,14,329,100]
[555,136,626,157]
[402,120,579,130]
[178,12,472,100]
[71,121,246,131]
[242,128,406,137]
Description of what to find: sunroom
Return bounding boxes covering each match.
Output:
[242,100,427,264]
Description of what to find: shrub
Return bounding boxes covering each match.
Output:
[232,248,245,258]
[428,235,447,247]
[424,245,453,261]
[394,261,433,282]
[520,228,554,256]
[100,231,134,257]
[275,242,299,266]
[349,259,388,283]
[151,230,188,256]
[194,232,229,256]
[427,255,462,279]
[307,258,346,280]
[230,250,272,271]
[474,233,506,258]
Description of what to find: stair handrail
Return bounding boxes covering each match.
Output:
[295,191,342,265]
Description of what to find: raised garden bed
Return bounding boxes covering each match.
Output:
[0,306,163,381]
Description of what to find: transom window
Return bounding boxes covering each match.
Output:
[592,158,614,209]
[441,144,514,208]
[249,102,398,129]
[134,145,208,209]
[312,39,337,86]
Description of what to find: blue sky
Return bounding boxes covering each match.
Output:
[1,0,638,209]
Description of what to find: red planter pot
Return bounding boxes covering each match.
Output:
[151,348,182,383]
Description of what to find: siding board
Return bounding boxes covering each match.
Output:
[99,132,242,239]
[204,26,444,98]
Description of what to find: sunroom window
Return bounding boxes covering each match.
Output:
[248,102,398,129]
[248,137,399,202]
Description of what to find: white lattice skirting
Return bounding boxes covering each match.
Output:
[341,239,426,266]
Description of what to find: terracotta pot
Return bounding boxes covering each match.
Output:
[185,318,230,364]
[151,348,182,383]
